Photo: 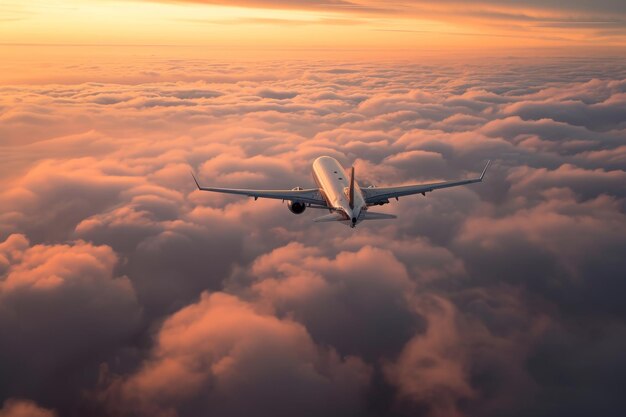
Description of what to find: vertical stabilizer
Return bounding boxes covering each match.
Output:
[349,166,355,209]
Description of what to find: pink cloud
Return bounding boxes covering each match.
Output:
[385,296,474,417]
[0,56,624,417]
[0,235,141,403]
[100,292,371,417]
[0,399,56,417]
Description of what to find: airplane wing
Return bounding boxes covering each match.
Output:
[362,160,490,205]
[191,173,328,207]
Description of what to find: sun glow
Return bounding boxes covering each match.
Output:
[3,0,623,51]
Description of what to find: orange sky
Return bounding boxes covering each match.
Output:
[1,0,625,51]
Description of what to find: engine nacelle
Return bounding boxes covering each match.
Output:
[288,187,306,214]
[288,200,306,214]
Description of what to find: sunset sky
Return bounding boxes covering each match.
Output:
[2,0,626,49]
[1,2,626,417]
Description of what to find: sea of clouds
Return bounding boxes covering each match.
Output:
[0,54,625,417]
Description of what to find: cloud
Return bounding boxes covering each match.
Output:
[144,0,626,44]
[98,292,371,417]
[153,0,386,14]
[0,235,141,407]
[455,189,626,316]
[149,0,626,16]
[384,296,474,417]
[255,88,299,99]
[0,54,625,417]
[0,399,56,417]
[246,243,419,360]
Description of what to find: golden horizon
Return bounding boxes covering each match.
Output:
[1,0,625,51]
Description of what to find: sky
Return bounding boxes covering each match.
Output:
[1,2,626,417]
[1,0,626,50]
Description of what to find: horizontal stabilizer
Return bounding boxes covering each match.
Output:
[313,212,347,223]
[361,211,397,220]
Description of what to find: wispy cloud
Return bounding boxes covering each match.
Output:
[148,0,626,46]
[177,16,368,26]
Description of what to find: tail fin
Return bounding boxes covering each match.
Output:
[349,166,355,209]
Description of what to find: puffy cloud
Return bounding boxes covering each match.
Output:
[384,297,474,417]
[0,235,141,408]
[455,189,626,316]
[507,163,626,199]
[99,292,371,417]
[247,243,419,359]
[0,399,56,417]
[0,54,625,417]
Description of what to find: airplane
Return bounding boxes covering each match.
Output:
[191,156,490,228]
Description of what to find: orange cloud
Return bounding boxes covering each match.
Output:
[385,297,474,417]
[0,399,56,417]
[100,292,372,417]
[1,55,625,417]
[0,234,141,407]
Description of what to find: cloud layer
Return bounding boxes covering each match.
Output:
[0,54,625,417]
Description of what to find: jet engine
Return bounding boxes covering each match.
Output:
[288,201,306,214]
[288,187,306,214]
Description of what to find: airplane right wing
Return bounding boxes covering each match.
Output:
[362,160,490,205]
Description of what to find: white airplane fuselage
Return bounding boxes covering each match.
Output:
[312,156,366,227]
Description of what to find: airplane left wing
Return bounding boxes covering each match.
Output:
[191,173,328,207]
[363,160,490,205]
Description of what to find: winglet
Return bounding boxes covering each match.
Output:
[190,171,201,189]
[480,160,491,181]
